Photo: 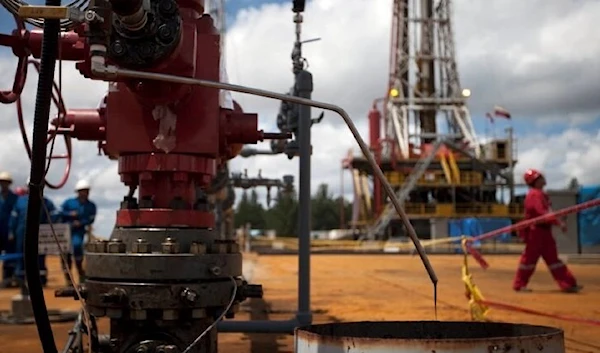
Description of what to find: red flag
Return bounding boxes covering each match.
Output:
[493,105,511,119]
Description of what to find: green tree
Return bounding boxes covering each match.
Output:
[334,196,354,229]
[265,188,299,237]
[311,183,340,230]
[568,178,580,190]
[234,190,266,229]
[247,189,267,229]
[234,191,251,228]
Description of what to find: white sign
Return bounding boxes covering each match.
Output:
[38,223,71,255]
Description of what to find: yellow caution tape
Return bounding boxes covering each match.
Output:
[249,236,524,253]
[460,237,490,321]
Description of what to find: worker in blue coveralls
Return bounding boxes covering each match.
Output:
[0,172,19,288]
[61,179,96,285]
[9,182,59,286]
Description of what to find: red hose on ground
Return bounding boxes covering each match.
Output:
[478,299,600,327]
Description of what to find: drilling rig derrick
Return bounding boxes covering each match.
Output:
[345,0,520,240]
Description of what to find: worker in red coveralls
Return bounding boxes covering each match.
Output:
[512,169,582,293]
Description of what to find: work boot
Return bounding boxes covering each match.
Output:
[562,285,583,293]
[514,287,532,293]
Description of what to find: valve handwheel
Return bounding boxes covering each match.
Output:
[0,15,29,104]
[17,59,73,190]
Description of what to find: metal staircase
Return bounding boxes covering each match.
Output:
[367,139,445,239]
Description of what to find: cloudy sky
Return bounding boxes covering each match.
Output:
[0,0,599,237]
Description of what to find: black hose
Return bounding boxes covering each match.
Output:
[24,2,61,352]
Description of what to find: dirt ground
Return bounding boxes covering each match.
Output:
[0,254,598,353]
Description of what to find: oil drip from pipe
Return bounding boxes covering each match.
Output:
[434,281,438,320]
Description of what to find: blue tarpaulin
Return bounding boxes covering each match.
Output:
[578,186,600,246]
[476,218,513,243]
[448,217,513,253]
[0,253,22,261]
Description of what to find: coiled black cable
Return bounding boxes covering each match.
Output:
[24,1,61,352]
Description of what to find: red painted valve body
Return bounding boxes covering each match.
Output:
[27,1,263,229]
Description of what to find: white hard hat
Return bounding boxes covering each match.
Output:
[75,179,91,191]
[0,171,13,182]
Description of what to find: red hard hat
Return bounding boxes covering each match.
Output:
[523,169,543,186]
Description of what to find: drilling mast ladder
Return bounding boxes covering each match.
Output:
[368,139,443,239]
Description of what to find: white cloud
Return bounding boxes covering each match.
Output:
[0,0,599,239]
[515,129,600,188]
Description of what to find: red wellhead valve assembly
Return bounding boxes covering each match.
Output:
[0,0,290,352]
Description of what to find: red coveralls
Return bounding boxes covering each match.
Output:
[512,188,578,290]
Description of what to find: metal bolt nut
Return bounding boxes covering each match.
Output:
[158,24,173,42]
[111,40,126,57]
[162,237,180,254]
[209,243,227,254]
[191,308,206,319]
[130,309,147,320]
[180,288,198,304]
[138,43,154,59]
[162,345,178,353]
[84,10,101,22]
[159,0,176,15]
[107,239,126,253]
[162,309,179,320]
[97,240,109,253]
[132,238,151,253]
[109,339,118,349]
[210,266,222,276]
[190,242,206,254]
[85,241,99,253]
[136,346,148,353]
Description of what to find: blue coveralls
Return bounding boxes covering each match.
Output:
[9,195,59,285]
[0,190,18,281]
[61,197,96,280]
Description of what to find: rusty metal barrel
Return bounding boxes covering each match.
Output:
[295,321,565,353]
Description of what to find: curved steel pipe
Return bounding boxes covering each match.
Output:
[103,66,438,287]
